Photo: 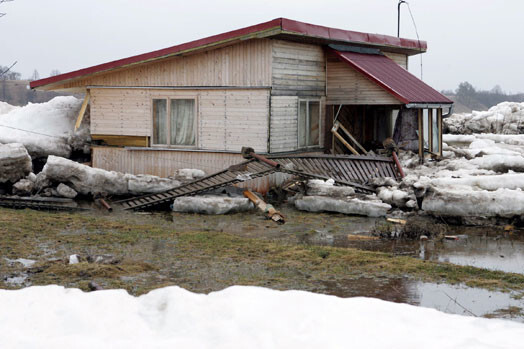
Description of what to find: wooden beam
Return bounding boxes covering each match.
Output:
[91,135,149,147]
[332,122,359,155]
[418,108,424,163]
[74,90,90,131]
[438,108,443,157]
[428,108,433,153]
[337,121,368,154]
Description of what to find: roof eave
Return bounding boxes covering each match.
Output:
[31,19,284,90]
[31,17,428,90]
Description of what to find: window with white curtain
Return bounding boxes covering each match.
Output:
[152,98,196,146]
[298,99,320,148]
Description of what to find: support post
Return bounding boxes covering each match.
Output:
[438,108,443,157]
[74,90,90,131]
[418,108,424,163]
[428,108,433,153]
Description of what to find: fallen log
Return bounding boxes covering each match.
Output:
[243,190,285,224]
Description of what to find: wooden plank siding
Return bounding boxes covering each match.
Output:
[91,88,270,153]
[271,40,325,97]
[59,39,272,89]
[383,52,408,69]
[270,96,298,152]
[326,53,402,106]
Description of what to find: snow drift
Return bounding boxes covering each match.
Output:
[0,101,19,115]
[0,97,89,158]
[1,285,523,349]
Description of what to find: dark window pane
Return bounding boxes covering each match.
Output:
[298,101,307,148]
[153,99,167,144]
[308,101,320,146]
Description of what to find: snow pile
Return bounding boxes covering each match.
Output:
[172,195,254,214]
[306,179,356,197]
[41,156,181,196]
[0,143,32,183]
[397,136,524,219]
[444,102,524,135]
[0,101,19,115]
[423,187,524,218]
[1,285,523,348]
[295,195,391,217]
[0,97,89,158]
[175,168,206,180]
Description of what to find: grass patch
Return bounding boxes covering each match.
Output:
[1,208,524,295]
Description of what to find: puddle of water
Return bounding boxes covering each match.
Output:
[318,277,524,322]
[420,235,524,274]
[412,282,523,319]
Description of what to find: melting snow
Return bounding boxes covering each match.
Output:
[0,97,89,158]
[0,285,523,348]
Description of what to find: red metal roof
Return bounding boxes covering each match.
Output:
[30,18,427,89]
[332,50,452,105]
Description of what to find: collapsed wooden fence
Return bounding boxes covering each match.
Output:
[115,153,401,211]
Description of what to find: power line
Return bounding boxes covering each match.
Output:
[0,124,65,139]
[405,2,424,80]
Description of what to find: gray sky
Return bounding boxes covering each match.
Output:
[2,0,523,93]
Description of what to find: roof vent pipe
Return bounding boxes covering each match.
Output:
[397,0,407,37]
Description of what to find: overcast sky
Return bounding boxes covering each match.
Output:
[2,0,523,93]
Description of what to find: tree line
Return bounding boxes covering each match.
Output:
[443,82,524,111]
[0,65,61,81]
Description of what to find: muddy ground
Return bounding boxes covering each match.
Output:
[2,206,524,321]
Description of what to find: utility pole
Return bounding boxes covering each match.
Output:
[397,0,407,37]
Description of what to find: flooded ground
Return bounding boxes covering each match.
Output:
[162,207,524,321]
[164,205,524,275]
[318,277,524,321]
[2,206,524,322]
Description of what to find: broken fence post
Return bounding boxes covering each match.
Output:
[392,151,405,178]
[98,198,113,212]
[243,190,285,224]
[241,147,280,168]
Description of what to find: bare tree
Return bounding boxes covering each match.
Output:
[29,69,40,81]
[0,0,16,80]
[0,62,20,80]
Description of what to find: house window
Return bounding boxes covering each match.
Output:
[298,100,320,148]
[152,98,196,146]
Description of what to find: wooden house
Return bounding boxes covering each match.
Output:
[31,18,452,178]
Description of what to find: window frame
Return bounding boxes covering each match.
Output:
[297,98,322,149]
[151,96,198,149]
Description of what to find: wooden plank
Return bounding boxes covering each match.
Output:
[91,135,149,147]
[336,121,367,155]
[332,123,359,155]
[60,39,272,89]
[74,91,90,131]
[438,108,443,157]
[418,108,424,163]
[326,59,401,105]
